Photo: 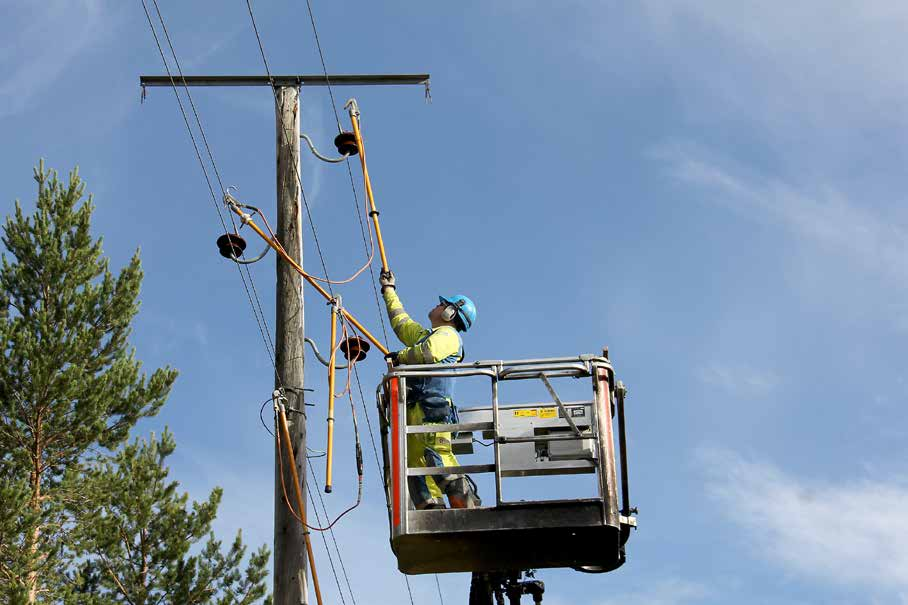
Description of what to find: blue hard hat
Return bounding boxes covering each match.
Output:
[439,294,476,332]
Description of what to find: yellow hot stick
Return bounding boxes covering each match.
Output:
[324,302,338,493]
[228,204,390,356]
[349,109,390,273]
[276,405,324,605]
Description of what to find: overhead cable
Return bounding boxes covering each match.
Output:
[298,0,390,345]
[140,0,279,383]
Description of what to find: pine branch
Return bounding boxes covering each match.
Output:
[99,553,137,605]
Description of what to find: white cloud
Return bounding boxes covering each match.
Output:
[634,1,908,136]
[697,362,778,396]
[655,143,908,287]
[701,447,908,595]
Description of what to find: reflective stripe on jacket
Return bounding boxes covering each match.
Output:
[384,288,463,421]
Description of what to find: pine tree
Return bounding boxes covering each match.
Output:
[0,162,177,601]
[0,476,36,605]
[66,430,270,605]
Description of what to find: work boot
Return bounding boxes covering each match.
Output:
[415,497,447,510]
[446,476,481,509]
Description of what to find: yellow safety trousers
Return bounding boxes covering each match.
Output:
[407,401,460,500]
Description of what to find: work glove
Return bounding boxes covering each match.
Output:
[384,351,400,365]
[379,270,396,292]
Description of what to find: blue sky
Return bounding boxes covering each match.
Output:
[3,1,908,603]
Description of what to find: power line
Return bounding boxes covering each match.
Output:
[404,576,416,605]
[301,0,342,133]
[351,364,382,477]
[297,4,393,470]
[139,0,278,379]
[241,7,423,605]
[143,3,418,604]
[296,8,416,605]
[307,459,357,605]
[243,0,337,300]
[242,7,362,605]
[244,0,277,89]
[245,0,336,300]
[435,574,446,605]
[305,466,350,605]
[298,0,391,347]
[149,0,281,378]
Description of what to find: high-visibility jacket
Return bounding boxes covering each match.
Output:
[384,288,463,423]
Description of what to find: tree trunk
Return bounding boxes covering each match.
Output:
[26,418,43,604]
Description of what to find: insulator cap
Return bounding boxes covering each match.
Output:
[216,233,247,259]
[339,336,370,361]
[334,132,359,157]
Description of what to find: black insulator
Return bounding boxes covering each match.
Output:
[339,336,370,361]
[334,132,359,157]
[216,233,247,259]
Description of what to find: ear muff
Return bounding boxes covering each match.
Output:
[441,299,465,322]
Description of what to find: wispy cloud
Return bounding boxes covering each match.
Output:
[697,361,778,396]
[0,0,106,119]
[182,24,246,71]
[701,447,908,596]
[655,143,908,288]
[635,0,908,137]
[299,100,327,206]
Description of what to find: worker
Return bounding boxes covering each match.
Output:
[380,270,481,510]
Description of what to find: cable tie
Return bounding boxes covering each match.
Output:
[368,210,380,217]
[327,295,343,314]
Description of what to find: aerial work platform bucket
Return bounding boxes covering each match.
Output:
[376,355,636,575]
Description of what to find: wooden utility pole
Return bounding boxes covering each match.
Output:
[138,73,429,605]
[273,85,308,605]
